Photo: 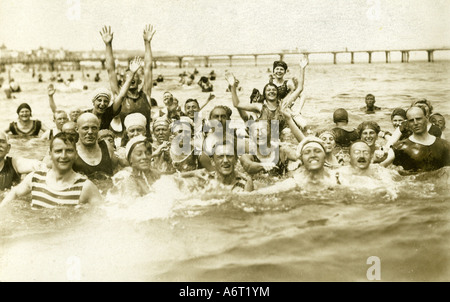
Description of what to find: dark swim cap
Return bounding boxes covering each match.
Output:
[391,108,406,120]
[357,121,381,135]
[333,108,348,123]
[273,61,288,71]
[17,103,32,114]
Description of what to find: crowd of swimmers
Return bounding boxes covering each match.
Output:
[1,24,449,212]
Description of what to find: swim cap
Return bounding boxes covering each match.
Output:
[124,113,147,129]
[125,135,150,163]
[16,103,32,114]
[98,129,115,141]
[152,116,170,130]
[91,87,112,103]
[316,129,336,139]
[273,61,288,71]
[357,121,381,135]
[10,81,19,91]
[296,137,326,158]
[333,108,348,123]
[391,108,406,120]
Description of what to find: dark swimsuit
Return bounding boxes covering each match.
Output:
[8,120,42,137]
[73,140,114,178]
[271,80,291,100]
[0,157,20,190]
[257,103,287,132]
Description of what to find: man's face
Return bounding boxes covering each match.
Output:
[365,96,375,108]
[69,109,82,122]
[392,115,405,129]
[163,93,174,107]
[213,144,236,176]
[50,138,77,172]
[407,107,428,135]
[126,125,146,139]
[93,96,110,114]
[54,112,69,130]
[350,142,372,170]
[301,143,326,172]
[77,118,99,146]
[430,115,445,131]
[251,122,269,146]
[0,134,11,160]
[273,66,286,79]
[360,128,377,147]
[210,108,228,128]
[154,125,170,144]
[185,101,200,120]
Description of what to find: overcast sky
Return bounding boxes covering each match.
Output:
[1,0,449,55]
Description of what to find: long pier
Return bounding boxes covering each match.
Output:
[1,48,449,70]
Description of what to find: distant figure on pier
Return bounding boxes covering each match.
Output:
[94,73,101,82]
[56,74,64,83]
[361,94,381,114]
[38,74,43,83]
[209,70,216,81]
[156,74,164,83]
[67,74,75,82]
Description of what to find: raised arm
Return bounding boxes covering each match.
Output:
[282,55,308,108]
[100,26,120,95]
[225,72,260,118]
[280,103,306,143]
[47,84,57,114]
[143,24,156,99]
[379,148,395,168]
[111,56,142,113]
[199,93,215,111]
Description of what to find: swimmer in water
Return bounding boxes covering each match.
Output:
[331,108,359,149]
[0,131,47,190]
[361,94,381,114]
[380,106,450,172]
[0,132,102,210]
[110,135,160,198]
[316,129,341,168]
[170,117,198,173]
[5,103,47,138]
[41,110,69,140]
[150,117,175,174]
[115,112,148,167]
[356,121,388,163]
[159,91,182,121]
[429,113,446,139]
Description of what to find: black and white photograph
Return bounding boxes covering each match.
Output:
[0,0,449,285]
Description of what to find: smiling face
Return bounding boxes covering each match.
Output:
[129,142,152,172]
[263,84,278,102]
[92,96,110,114]
[350,142,372,170]
[430,114,445,131]
[154,125,170,144]
[185,101,200,120]
[50,138,77,172]
[18,108,31,122]
[273,66,286,80]
[163,92,174,107]
[213,144,236,176]
[391,115,405,129]
[360,128,378,147]
[301,142,326,172]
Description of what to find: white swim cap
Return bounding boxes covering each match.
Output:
[124,113,147,130]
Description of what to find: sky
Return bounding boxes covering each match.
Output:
[0,0,449,55]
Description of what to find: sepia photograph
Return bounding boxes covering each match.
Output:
[0,0,449,285]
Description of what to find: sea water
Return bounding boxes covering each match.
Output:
[0,60,449,281]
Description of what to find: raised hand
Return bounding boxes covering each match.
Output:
[299,54,309,69]
[129,56,143,73]
[143,24,156,42]
[207,93,215,102]
[47,84,56,96]
[225,71,238,87]
[100,26,114,44]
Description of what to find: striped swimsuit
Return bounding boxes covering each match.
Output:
[30,171,87,209]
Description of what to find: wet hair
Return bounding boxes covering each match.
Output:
[411,99,433,116]
[209,105,232,120]
[17,103,32,115]
[273,60,288,71]
[53,109,68,120]
[333,108,348,123]
[50,131,78,151]
[357,121,381,136]
[406,106,427,118]
[262,83,279,99]
[365,94,375,99]
[391,108,407,120]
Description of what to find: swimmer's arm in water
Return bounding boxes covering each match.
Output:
[79,179,103,205]
[111,56,143,114]
[379,148,395,168]
[100,25,120,95]
[253,178,297,195]
[239,154,266,175]
[281,145,299,162]
[225,72,251,122]
[0,173,33,210]
[143,24,156,101]
[384,126,402,150]
[47,84,57,114]
[12,157,46,174]
[237,172,254,192]
[280,106,306,143]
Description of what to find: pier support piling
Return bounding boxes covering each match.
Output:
[367,51,372,64]
[351,52,354,64]
[228,55,233,67]
[178,57,183,68]
[427,50,434,62]
[332,52,337,64]
[385,51,390,63]
[254,55,258,67]
[204,56,209,68]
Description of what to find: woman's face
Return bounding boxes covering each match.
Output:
[18,108,31,121]
[319,133,336,154]
[360,128,378,147]
[129,143,152,172]
[126,125,146,139]
[301,143,326,172]
[392,115,405,129]
[264,85,278,101]
[273,66,286,79]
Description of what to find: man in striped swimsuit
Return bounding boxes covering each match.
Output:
[0,132,102,210]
